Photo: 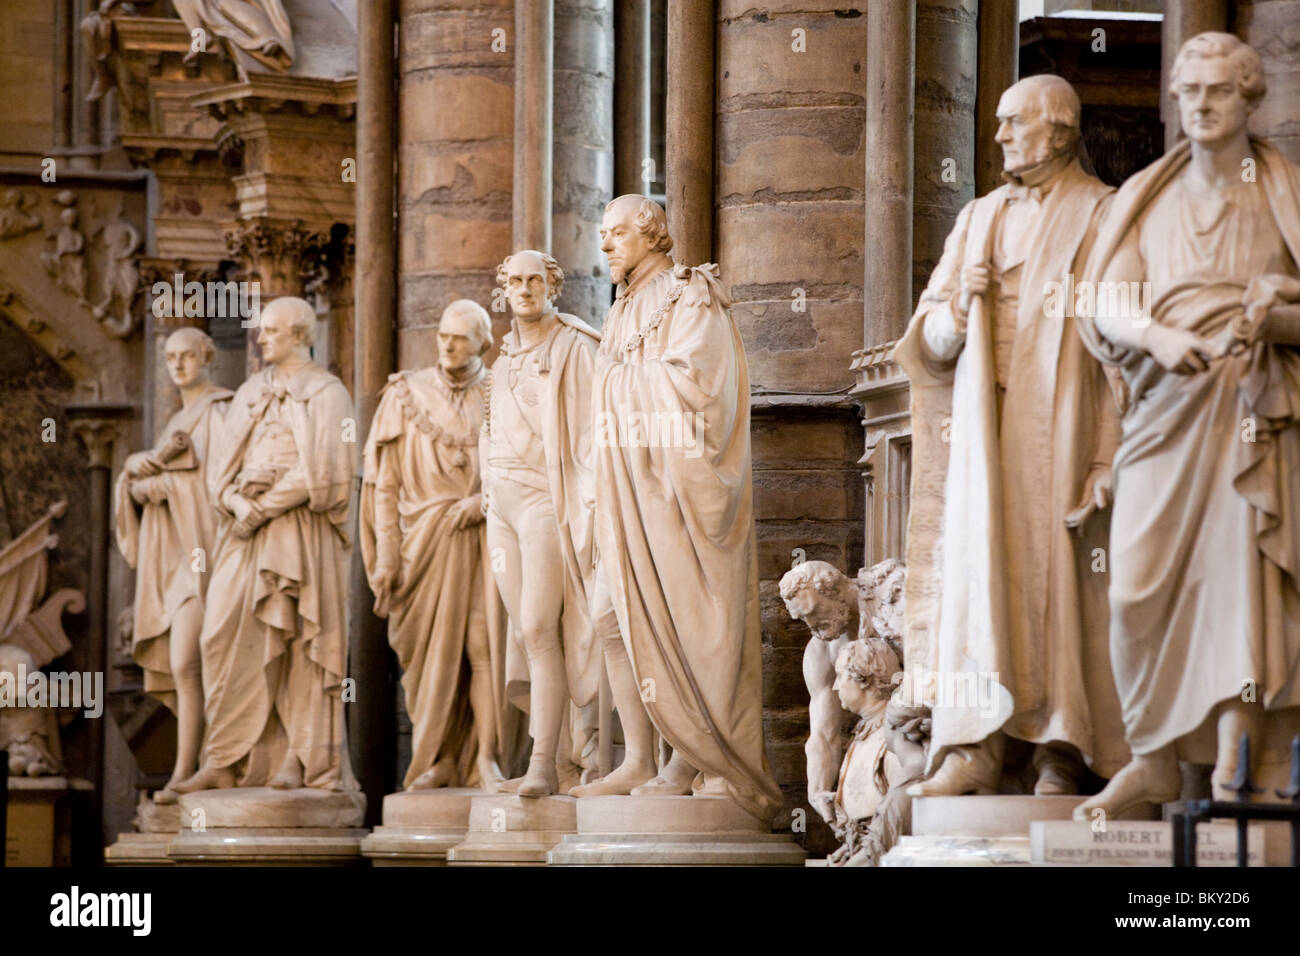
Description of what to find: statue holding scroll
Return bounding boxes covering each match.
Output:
[114,328,232,803]
[1075,33,1300,818]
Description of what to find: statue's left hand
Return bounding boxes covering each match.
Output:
[811,790,837,826]
[451,495,485,530]
[1064,465,1112,529]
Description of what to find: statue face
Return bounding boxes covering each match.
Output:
[438,309,482,372]
[995,85,1059,174]
[504,252,554,323]
[257,302,304,366]
[600,202,655,285]
[784,588,851,642]
[832,664,870,717]
[164,332,210,388]
[1176,55,1252,147]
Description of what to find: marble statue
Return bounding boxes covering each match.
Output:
[779,560,860,826]
[592,195,782,821]
[174,0,294,71]
[1075,33,1300,819]
[0,503,84,779]
[113,328,232,803]
[360,300,521,791]
[482,250,603,797]
[893,75,1129,797]
[173,296,358,794]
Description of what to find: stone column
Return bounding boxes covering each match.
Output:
[716,2,867,848]
[553,0,614,323]
[1161,0,1229,149]
[975,0,1018,196]
[666,0,715,266]
[398,0,515,366]
[67,408,129,856]
[865,0,914,346]
[913,1,976,307]
[72,0,101,168]
[614,0,650,197]
[515,0,554,252]
[352,0,398,819]
[1237,0,1300,163]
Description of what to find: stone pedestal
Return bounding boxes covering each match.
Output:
[5,776,92,867]
[548,795,807,867]
[167,788,368,866]
[105,795,181,866]
[360,788,478,866]
[881,795,1160,867]
[446,794,577,866]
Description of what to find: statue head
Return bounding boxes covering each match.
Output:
[1170,32,1264,148]
[779,560,859,643]
[600,195,672,284]
[163,327,216,389]
[995,74,1082,176]
[438,299,493,372]
[857,558,906,653]
[832,638,901,719]
[497,250,563,323]
[257,296,315,367]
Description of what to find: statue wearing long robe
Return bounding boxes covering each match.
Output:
[114,386,232,710]
[1076,138,1300,760]
[360,365,521,789]
[592,259,783,822]
[199,361,357,789]
[893,157,1130,778]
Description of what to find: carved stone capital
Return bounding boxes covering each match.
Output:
[65,407,132,469]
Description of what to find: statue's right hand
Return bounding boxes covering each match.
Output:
[126,451,163,479]
[1145,324,1219,374]
[811,790,837,826]
[958,264,990,318]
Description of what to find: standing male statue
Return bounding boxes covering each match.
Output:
[482,251,603,797]
[592,195,782,821]
[114,328,232,803]
[361,300,520,792]
[1076,33,1300,817]
[174,296,358,794]
[894,75,1129,797]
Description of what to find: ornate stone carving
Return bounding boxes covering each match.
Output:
[0,189,42,241]
[41,192,88,305]
[92,219,143,339]
[173,0,295,72]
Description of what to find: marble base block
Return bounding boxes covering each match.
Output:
[446,794,577,866]
[105,796,183,866]
[360,788,479,866]
[547,795,807,866]
[1031,820,1276,866]
[882,794,1161,867]
[167,787,368,866]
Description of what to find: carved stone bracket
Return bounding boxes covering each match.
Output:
[66,411,130,470]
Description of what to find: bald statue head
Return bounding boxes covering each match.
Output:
[600,195,673,284]
[257,296,316,367]
[163,327,216,390]
[995,74,1082,176]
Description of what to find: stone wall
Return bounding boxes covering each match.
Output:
[1238,0,1300,163]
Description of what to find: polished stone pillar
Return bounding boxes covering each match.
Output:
[352,0,398,820]
[666,0,715,266]
[554,0,613,323]
[614,0,651,198]
[975,0,1018,196]
[913,1,977,307]
[865,0,914,346]
[514,0,554,252]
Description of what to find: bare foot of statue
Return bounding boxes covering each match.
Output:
[630,753,696,796]
[1073,749,1179,821]
[408,759,457,791]
[171,764,237,794]
[269,755,304,791]
[569,758,658,797]
[517,754,559,798]
[476,756,506,793]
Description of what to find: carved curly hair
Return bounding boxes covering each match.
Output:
[606,195,674,254]
[1170,32,1266,106]
[496,250,565,301]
